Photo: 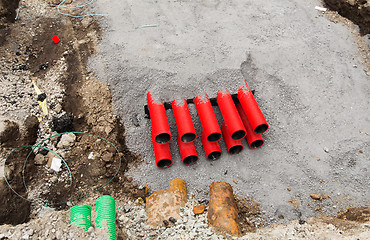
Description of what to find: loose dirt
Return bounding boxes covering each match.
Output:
[0,0,143,227]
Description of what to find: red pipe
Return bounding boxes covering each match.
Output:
[194,94,222,142]
[172,99,197,143]
[221,122,243,155]
[201,130,222,160]
[238,81,269,134]
[147,91,171,144]
[217,89,246,140]
[177,135,198,165]
[236,104,264,149]
[152,133,173,168]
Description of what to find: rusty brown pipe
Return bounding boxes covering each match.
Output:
[208,182,240,235]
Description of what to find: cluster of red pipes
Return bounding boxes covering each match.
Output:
[147,81,269,169]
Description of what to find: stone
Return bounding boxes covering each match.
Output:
[193,205,206,215]
[21,234,29,240]
[54,103,62,113]
[310,194,322,200]
[34,154,48,165]
[146,179,187,227]
[322,194,330,199]
[57,133,76,149]
[102,152,114,162]
[51,113,73,133]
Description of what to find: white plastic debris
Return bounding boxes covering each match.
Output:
[315,6,327,12]
[88,152,94,160]
[50,157,62,172]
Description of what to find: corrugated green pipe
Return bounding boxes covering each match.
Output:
[70,205,92,231]
[95,195,116,240]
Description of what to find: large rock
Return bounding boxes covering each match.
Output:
[146,179,187,227]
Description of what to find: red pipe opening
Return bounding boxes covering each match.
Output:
[238,81,269,134]
[217,89,246,140]
[152,133,173,168]
[221,122,244,155]
[172,99,197,143]
[236,104,264,149]
[201,130,222,160]
[147,91,171,144]
[177,135,198,165]
[194,94,222,142]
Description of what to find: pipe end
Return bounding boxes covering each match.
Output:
[155,133,171,144]
[207,151,222,161]
[183,155,198,165]
[207,132,222,142]
[181,133,196,143]
[254,124,269,134]
[228,145,243,155]
[250,140,264,149]
[157,159,172,168]
[231,130,246,140]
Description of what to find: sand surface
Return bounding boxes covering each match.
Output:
[89,0,370,224]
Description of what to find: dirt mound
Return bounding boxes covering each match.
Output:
[324,0,370,35]
[0,0,19,23]
[338,206,370,223]
[0,2,143,227]
[0,116,39,225]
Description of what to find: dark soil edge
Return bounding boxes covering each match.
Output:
[324,0,370,35]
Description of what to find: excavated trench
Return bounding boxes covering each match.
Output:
[0,1,144,226]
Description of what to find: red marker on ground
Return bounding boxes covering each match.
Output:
[52,36,60,43]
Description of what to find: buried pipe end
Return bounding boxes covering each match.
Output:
[250,139,264,149]
[228,145,243,155]
[201,130,222,161]
[157,159,173,169]
[183,155,198,165]
[177,135,199,165]
[207,151,222,161]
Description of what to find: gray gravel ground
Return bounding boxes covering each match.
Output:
[89,0,370,224]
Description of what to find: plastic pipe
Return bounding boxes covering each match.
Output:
[70,205,92,231]
[172,99,197,143]
[217,89,246,140]
[236,104,264,149]
[152,133,172,168]
[238,80,269,134]
[147,91,171,144]
[194,94,222,142]
[95,195,116,240]
[177,135,198,165]
[201,130,222,161]
[221,122,243,154]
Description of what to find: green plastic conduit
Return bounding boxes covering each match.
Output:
[95,195,116,240]
[70,205,92,231]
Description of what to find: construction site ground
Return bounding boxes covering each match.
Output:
[0,0,369,239]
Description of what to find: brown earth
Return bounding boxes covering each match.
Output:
[324,0,370,35]
[0,0,144,228]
